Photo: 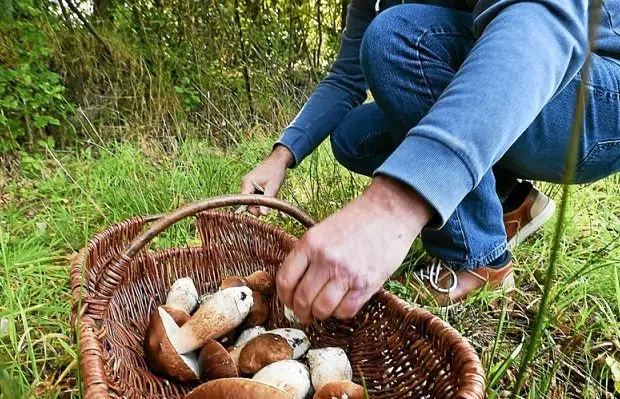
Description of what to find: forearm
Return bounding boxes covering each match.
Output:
[376,0,588,226]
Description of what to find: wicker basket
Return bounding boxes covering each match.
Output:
[70,195,486,399]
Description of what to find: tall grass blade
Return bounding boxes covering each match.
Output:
[510,3,602,397]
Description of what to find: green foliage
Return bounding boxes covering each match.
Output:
[0,0,67,154]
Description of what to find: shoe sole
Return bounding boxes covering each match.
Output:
[507,197,557,250]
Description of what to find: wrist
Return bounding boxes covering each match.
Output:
[364,176,433,229]
[270,145,295,168]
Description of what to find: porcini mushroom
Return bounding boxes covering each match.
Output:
[161,305,190,327]
[184,378,293,399]
[245,270,275,296]
[235,326,266,347]
[244,291,270,327]
[269,328,311,359]
[198,339,238,380]
[238,333,294,375]
[220,275,247,289]
[166,277,199,314]
[228,326,267,369]
[313,381,365,399]
[144,307,199,382]
[171,286,254,354]
[306,347,352,391]
[253,360,311,399]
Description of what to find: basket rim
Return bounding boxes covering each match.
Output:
[70,211,486,399]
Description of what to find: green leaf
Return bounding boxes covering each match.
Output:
[606,357,620,393]
[33,115,59,128]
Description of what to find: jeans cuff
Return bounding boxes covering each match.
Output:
[440,240,508,270]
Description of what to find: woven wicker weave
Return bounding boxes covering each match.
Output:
[70,195,486,399]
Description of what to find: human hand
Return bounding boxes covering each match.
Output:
[240,145,294,216]
[276,176,433,324]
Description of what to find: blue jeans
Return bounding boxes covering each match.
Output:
[330,5,620,269]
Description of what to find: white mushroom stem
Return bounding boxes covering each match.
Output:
[253,360,311,399]
[171,287,254,354]
[269,328,311,359]
[166,277,199,314]
[306,347,352,391]
[158,307,200,377]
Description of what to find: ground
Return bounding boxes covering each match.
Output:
[0,136,619,398]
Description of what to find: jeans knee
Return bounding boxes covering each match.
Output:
[360,5,432,86]
[330,128,356,170]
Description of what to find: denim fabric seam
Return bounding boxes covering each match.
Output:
[577,138,620,170]
[452,206,471,263]
[602,1,620,37]
[414,28,475,103]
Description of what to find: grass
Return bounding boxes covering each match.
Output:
[0,134,619,398]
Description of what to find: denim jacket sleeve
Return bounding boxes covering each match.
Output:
[375,0,588,227]
[276,1,375,166]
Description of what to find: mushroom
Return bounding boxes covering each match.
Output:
[161,305,190,327]
[220,271,274,296]
[228,327,267,369]
[220,275,247,289]
[198,339,238,380]
[245,270,275,296]
[269,328,311,359]
[143,307,199,382]
[184,378,293,399]
[253,360,311,399]
[171,286,254,354]
[234,326,266,347]
[313,381,365,399]
[244,291,270,327]
[238,333,294,375]
[306,347,352,391]
[166,277,198,314]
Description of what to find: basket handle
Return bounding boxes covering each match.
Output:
[126,194,315,259]
[94,195,317,299]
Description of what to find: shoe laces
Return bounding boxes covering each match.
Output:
[415,259,458,294]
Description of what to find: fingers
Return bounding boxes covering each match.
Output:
[292,262,331,324]
[276,245,310,310]
[259,180,280,215]
[311,279,349,321]
[333,288,373,320]
[240,177,262,216]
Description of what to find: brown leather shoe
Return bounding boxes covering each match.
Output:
[503,182,556,249]
[408,259,515,307]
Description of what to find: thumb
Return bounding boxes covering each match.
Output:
[259,180,281,215]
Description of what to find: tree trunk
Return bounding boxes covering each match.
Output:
[315,0,322,67]
[233,0,255,118]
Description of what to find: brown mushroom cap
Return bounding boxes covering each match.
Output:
[245,271,274,296]
[220,276,247,289]
[244,291,270,327]
[239,333,294,375]
[199,339,238,380]
[312,381,365,399]
[185,378,293,399]
[161,305,190,327]
[143,307,199,382]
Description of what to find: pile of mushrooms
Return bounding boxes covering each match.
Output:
[143,272,365,399]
